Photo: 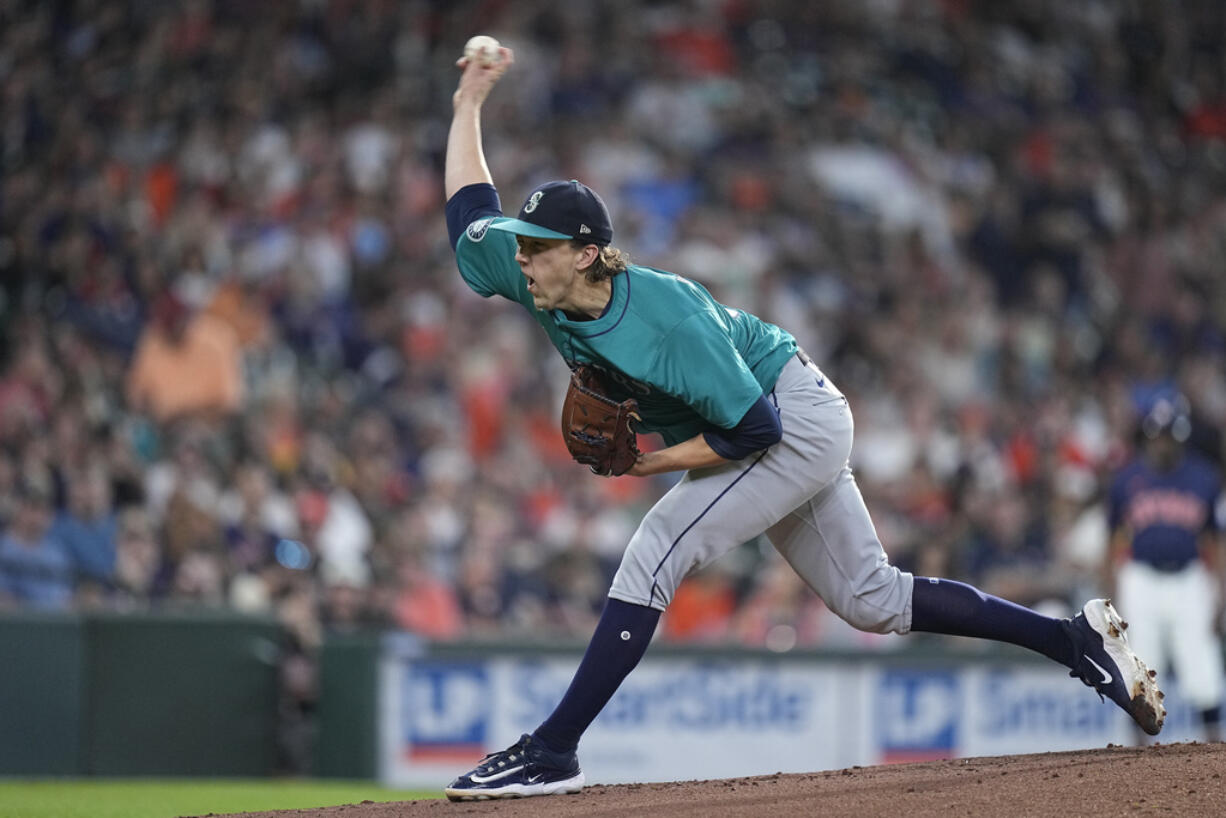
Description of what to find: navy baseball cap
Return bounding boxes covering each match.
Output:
[1142,395,1192,442]
[489,180,613,246]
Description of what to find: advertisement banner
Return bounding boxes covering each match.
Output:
[379,649,860,787]
[873,665,1204,763]
[378,643,1213,789]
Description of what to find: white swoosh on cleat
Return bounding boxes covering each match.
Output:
[1086,656,1113,685]
[470,765,525,784]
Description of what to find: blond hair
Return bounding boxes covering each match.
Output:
[572,242,630,283]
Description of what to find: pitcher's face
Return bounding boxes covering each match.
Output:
[514,236,586,311]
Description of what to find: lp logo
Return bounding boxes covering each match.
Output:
[877,671,959,752]
[406,663,490,745]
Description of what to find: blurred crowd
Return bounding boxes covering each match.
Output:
[2,0,1225,665]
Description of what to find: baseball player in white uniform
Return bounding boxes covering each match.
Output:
[1108,396,1225,742]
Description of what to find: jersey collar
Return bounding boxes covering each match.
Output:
[550,268,631,338]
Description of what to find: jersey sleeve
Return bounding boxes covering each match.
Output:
[653,311,765,430]
[454,217,528,302]
[446,183,502,248]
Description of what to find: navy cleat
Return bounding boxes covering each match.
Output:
[1066,599,1166,735]
[444,733,585,801]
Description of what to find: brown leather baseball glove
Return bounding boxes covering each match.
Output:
[560,365,642,476]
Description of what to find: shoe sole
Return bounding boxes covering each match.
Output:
[1086,599,1166,736]
[445,772,585,801]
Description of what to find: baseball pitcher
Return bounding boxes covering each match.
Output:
[441,45,1167,800]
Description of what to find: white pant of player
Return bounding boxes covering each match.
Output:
[1117,559,1224,712]
[609,355,915,634]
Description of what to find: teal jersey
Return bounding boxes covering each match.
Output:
[456,216,798,445]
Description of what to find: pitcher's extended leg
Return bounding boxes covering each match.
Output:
[767,465,1165,735]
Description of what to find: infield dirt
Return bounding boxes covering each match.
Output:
[209,741,1225,818]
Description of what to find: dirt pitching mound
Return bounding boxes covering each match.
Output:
[210,742,1225,818]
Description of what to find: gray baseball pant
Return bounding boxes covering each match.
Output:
[609,354,915,634]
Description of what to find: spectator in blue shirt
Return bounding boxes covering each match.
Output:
[0,480,76,610]
[51,460,118,584]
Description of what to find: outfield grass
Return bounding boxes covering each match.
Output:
[0,779,438,818]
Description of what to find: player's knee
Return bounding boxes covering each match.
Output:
[834,564,910,634]
[840,601,896,634]
[610,535,675,609]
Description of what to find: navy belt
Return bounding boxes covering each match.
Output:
[1140,558,1195,574]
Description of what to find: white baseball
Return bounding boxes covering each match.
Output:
[463,35,502,67]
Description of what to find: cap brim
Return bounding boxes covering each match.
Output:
[488,218,572,240]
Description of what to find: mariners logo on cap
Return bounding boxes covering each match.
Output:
[487,179,614,246]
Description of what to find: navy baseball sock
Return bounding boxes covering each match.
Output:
[910,577,1072,666]
[532,598,661,756]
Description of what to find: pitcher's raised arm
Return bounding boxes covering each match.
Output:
[444,44,514,199]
